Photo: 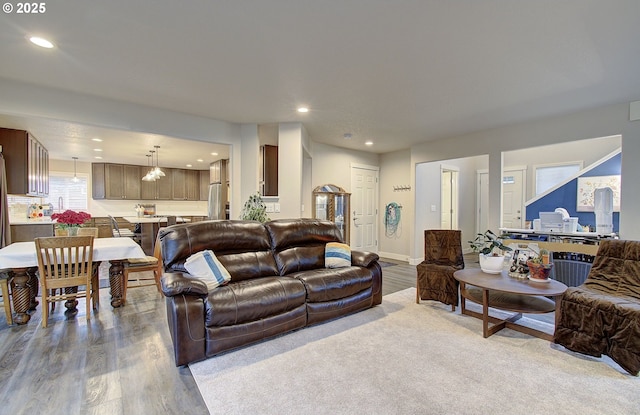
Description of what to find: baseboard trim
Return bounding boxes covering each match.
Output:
[378,251,409,263]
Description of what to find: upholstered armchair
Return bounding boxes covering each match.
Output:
[554,239,640,375]
[416,230,464,310]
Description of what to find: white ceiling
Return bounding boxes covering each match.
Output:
[0,1,639,164]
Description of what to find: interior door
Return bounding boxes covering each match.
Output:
[502,168,526,229]
[477,170,489,234]
[441,168,459,229]
[351,165,379,252]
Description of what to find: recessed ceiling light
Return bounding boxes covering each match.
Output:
[197,159,204,163]
[297,107,309,113]
[91,138,102,142]
[94,148,103,152]
[365,141,373,146]
[186,164,193,167]
[29,36,54,49]
[94,156,103,159]
[211,152,218,156]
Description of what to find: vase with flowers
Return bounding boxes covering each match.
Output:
[51,210,91,236]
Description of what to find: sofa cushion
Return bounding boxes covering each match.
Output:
[265,219,343,275]
[290,266,373,302]
[204,276,307,327]
[159,220,279,281]
[325,242,351,268]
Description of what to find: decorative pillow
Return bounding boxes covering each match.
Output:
[325,242,352,268]
[184,250,231,290]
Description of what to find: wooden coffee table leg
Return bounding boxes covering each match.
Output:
[482,288,490,338]
[108,260,125,308]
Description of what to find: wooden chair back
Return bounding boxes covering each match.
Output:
[77,227,99,237]
[35,236,96,327]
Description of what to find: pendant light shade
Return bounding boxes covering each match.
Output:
[72,157,80,183]
[153,145,165,177]
[142,153,155,181]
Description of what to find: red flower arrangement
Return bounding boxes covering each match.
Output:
[51,210,91,228]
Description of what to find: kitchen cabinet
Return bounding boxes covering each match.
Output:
[0,127,49,196]
[209,159,228,184]
[172,169,200,200]
[92,163,141,200]
[10,223,55,242]
[140,168,173,200]
[199,170,210,201]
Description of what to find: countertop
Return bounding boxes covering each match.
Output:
[122,216,190,223]
[10,219,54,225]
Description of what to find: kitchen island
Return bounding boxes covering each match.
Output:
[122,216,189,255]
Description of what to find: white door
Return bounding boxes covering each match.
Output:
[502,168,526,229]
[351,165,379,252]
[441,168,459,229]
[477,170,489,234]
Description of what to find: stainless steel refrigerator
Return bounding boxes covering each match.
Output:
[207,183,225,220]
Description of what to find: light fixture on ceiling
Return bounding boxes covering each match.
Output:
[365,141,374,146]
[29,36,54,49]
[297,107,309,113]
[72,157,80,183]
[152,145,165,177]
[344,133,352,140]
[142,153,155,181]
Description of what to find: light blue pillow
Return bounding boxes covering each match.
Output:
[325,242,352,268]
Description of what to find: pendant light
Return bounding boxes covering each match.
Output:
[152,145,165,177]
[142,153,156,181]
[72,157,80,183]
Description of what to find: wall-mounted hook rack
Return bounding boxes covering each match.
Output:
[393,185,411,191]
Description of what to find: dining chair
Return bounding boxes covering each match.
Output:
[108,215,136,238]
[122,234,163,303]
[34,235,97,328]
[0,270,13,325]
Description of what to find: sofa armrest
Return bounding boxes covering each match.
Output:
[352,250,379,268]
[161,272,209,297]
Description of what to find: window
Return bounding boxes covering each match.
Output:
[534,163,582,196]
[43,172,89,211]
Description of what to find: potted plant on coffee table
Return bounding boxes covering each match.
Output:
[526,248,554,282]
[468,230,513,274]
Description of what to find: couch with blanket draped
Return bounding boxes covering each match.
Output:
[158,218,382,366]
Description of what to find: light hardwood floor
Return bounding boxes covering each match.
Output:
[0,255,493,414]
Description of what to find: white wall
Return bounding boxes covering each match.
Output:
[311,142,379,190]
[271,123,304,219]
[412,155,486,264]
[379,149,412,261]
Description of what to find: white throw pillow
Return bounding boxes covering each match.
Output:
[184,249,231,290]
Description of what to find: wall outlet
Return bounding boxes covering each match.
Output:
[274,203,281,213]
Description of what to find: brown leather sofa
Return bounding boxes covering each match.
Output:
[158,218,382,366]
[554,239,640,375]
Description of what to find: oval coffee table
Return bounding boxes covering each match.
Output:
[453,268,568,341]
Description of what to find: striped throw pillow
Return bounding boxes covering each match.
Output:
[184,249,231,290]
[325,242,352,268]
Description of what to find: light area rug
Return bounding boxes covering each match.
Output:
[190,288,639,415]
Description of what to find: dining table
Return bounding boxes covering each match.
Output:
[0,237,147,324]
